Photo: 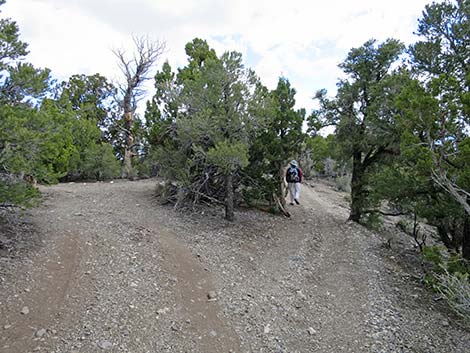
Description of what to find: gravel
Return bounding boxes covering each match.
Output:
[0,178,469,352]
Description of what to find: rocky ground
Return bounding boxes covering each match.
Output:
[0,178,469,353]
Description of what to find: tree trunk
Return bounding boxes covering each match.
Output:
[122,110,134,179]
[463,216,470,261]
[437,224,453,251]
[348,152,364,222]
[225,173,234,221]
[113,37,165,180]
[278,165,289,210]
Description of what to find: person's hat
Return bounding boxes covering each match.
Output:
[290,160,298,167]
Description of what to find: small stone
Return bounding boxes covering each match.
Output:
[207,291,217,300]
[3,325,11,330]
[442,319,450,327]
[20,306,29,315]
[33,347,41,352]
[98,341,113,350]
[264,324,271,334]
[308,327,317,335]
[209,330,217,337]
[24,288,30,293]
[35,329,47,338]
[157,307,169,315]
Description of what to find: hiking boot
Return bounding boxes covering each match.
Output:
[294,199,300,205]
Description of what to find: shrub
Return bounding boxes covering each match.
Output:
[81,143,120,180]
[436,271,470,325]
[335,174,351,193]
[0,178,40,207]
[447,255,470,276]
[422,246,443,270]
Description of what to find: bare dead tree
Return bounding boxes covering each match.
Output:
[112,36,166,179]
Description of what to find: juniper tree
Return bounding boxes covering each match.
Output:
[310,39,405,222]
[401,0,470,259]
[146,39,264,220]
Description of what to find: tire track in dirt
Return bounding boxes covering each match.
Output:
[158,232,240,351]
[1,180,241,352]
[1,230,81,353]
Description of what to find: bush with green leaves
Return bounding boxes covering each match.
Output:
[0,178,39,207]
[436,271,470,325]
[80,143,120,181]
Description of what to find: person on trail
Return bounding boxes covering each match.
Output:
[285,160,302,205]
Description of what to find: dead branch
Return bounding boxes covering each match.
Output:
[273,193,291,217]
[363,209,409,217]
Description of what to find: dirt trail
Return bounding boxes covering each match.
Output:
[1,180,239,352]
[297,185,374,351]
[0,179,469,352]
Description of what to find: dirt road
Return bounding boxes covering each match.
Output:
[0,179,468,352]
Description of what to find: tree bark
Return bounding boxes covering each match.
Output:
[437,224,454,251]
[113,37,165,179]
[348,151,365,222]
[225,173,234,221]
[278,165,290,215]
[122,110,134,179]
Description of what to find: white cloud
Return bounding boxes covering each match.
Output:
[3,0,431,113]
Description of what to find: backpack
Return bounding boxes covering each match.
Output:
[286,166,299,183]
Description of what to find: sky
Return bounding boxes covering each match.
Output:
[3,0,433,114]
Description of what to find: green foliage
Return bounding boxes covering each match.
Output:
[0,2,64,206]
[1,63,51,104]
[422,246,444,270]
[207,141,249,174]
[312,38,406,222]
[0,179,39,207]
[54,74,121,181]
[362,211,383,230]
[0,101,78,183]
[408,0,470,204]
[334,174,351,193]
[305,134,343,176]
[305,135,328,173]
[387,0,470,260]
[447,254,470,276]
[80,143,120,181]
[0,2,28,65]
[58,73,117,127]
[0,23,121,204]
[436,271,470,325]
[146,39,265,214]
[247,77,305,204]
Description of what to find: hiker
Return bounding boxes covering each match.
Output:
[286,160,302,205]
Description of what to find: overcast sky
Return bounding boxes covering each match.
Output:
[4,0,432,113]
